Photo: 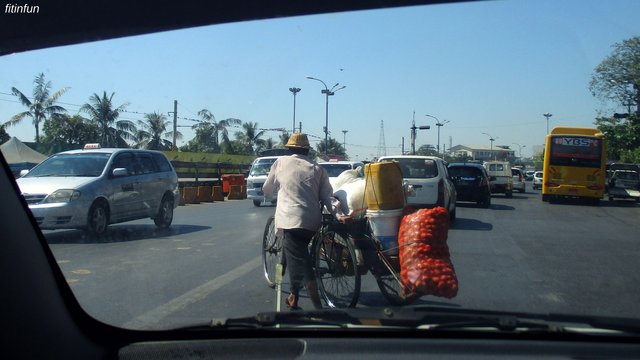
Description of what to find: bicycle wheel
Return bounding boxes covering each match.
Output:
[374,255,414,306]
[313,229,361,308]
[262,216,282,288]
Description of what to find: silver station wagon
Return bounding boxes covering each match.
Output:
[16,146,180,235]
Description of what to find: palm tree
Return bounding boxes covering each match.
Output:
[316,137,345,157]
[6,73,68,143]
[135,112,181,150]
[80,91,135,148]
[279,132,290,147]
[195,109,242,153]
[235,121,266,155]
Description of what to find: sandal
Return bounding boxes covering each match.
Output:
[286,294,301,310]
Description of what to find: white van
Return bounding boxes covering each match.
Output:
[483,161,513,197]
[246,156,286,206]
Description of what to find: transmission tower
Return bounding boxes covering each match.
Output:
[377,120,386,158]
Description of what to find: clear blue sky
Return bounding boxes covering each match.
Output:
[1,0,639,160]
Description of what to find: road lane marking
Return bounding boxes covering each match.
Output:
[123,255,261,329]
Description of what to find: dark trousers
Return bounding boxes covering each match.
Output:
[282,228,316,295]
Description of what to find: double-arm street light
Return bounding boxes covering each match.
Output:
[307,76,346,155]
[425,114,450,156]
[482,132,498,160]
[289,87,301,133]
[543,113,552,134]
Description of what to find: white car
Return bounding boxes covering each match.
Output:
[532,171,543,190]
[511,167,526,193]
[246,155,286,206]
[377,155,456,221]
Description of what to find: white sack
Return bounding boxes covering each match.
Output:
[333,178,367,219]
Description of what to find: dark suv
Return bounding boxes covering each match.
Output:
[447,162,492,208]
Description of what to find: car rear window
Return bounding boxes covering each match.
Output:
[391,159,439,179]
[449,166,482,178]
[319,164,353,177]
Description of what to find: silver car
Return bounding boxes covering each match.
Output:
[16,147,180,235]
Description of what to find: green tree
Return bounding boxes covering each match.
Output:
[279,132,290,147]
[0,124,10,144]
[315,137,345,158]
[589,36,640,116]
[416,144,438,156]
[234,121,266,155]
[80,91,135,148]
[5,73,68,143]
[135,112,181,150]
[41,114,99,152]
[595,114,640,161]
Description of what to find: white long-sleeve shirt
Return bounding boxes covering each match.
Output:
[262,154,334,233]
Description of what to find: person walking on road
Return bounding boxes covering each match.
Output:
[262,133,335,310]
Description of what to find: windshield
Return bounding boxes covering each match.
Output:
[249,159,277,176]
[319,163,354,177]
[23,153,110,177]
[3,0,640,335]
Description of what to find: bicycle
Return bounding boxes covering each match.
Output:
[262,213,415,309]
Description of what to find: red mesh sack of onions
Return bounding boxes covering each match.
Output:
[398,206,458,299]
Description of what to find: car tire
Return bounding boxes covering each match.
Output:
[506,190,513,198]
[480,195,491,208]
[253,199,262,207]
[87,201,109,236]
[154,195,174,228]
[449,208,456,222]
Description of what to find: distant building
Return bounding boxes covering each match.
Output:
[448,144,516,162]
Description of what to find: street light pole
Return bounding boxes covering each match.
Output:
[482,132,498,160]
[425,114,450,156]
[342,130,348,155]
[307,76,346,155]
[543,113,552,134]
[289,87,301,134]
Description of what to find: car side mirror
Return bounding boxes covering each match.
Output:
[19,169,29,177]
[112,168,128,177]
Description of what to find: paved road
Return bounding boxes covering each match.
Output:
[46,188,640,329]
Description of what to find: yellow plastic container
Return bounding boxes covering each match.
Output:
[364,162,405,210]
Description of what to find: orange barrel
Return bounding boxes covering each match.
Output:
[212,186,225,201]
[222,174,245,195]
[197,185,213,202]
[364,161,405,210]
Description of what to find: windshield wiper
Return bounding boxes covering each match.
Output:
[178,310,360,330]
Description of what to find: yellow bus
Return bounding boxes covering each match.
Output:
[542,126,606,204]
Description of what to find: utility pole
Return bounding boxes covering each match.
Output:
[168,100,178,151]
[410,110,430,155]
